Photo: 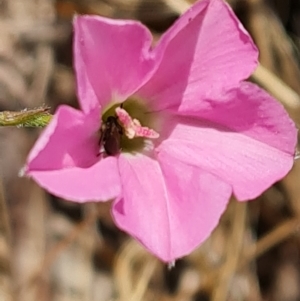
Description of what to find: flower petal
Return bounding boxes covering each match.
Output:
[157,84,297,201]
[27,157,121,202]
[74,35,102,114]
[177,82,298,154]
[27,105,100,170]
[74,15,155,111]
[112,152,231,261]
[26,105,121,201]
[138,0,258,110]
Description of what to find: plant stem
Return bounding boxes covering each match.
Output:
[0,106,52,127]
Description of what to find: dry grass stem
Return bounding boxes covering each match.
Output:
[114,240,158,301]
[252,65,300,126]
[240,217,300,268]
[0,179,13,301]
[211,201,247,301]
[164,0,190,13]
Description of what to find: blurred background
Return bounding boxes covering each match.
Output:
[0,0,300,300]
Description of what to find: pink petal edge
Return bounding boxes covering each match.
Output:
[177,81,297,155]
[137,0,258,111]
[112,152,231,261]
[157,111,296,201]
[74,15,156,111]
[26,105,121,202]
[27,105,100,171]
[28,156,121,202]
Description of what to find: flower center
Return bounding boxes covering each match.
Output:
[115,107,159,140]
[100,98,160,155]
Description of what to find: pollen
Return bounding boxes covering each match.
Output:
[115,107,159,140]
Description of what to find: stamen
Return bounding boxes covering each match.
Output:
[115,107,159,139]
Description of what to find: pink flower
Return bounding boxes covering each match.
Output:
[25,0,297,261]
